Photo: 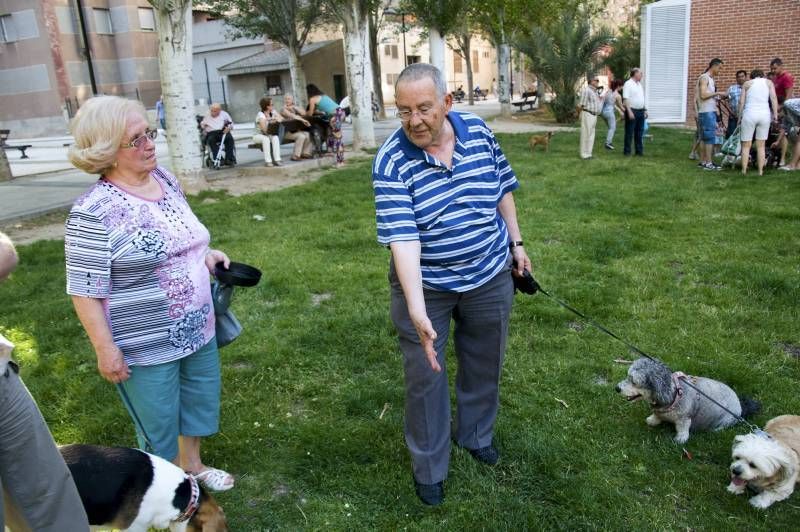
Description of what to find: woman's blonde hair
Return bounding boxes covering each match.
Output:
[67,95,147,175]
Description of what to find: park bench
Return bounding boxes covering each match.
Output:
[0,130,33,159]
[247,119,314,153]
[474,89,488,101]
[512,91,538,111]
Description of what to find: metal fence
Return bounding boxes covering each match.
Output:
[193,80,228,108]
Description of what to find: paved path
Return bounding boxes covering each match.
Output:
[0,100,559,224]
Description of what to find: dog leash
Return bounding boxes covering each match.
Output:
[116,383,156,453]
[516,271,764,435]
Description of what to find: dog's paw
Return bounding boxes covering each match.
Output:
[673,433,689,444]
[749,494,775,509]
[646,414,662,427]
[728,482,746,495]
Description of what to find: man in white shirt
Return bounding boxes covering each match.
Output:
[622,68,647,156]
[200,103,236,166]
[577,75,603,159]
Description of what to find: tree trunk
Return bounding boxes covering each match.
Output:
[150,1,204,193]
[497,42,511,118]
[341,1,376,150]
[0,148,12,182]
[368,15,385,119]
[462,36,474,106]
[287,42,308,109]
[429,27,446,84]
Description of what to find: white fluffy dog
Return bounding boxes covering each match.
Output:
[728,415,800,509]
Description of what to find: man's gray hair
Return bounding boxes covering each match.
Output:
[395,63,447,99]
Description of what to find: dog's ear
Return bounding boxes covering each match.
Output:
[734,435,746,444]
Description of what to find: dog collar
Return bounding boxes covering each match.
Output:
[175,475,200,523]
[654,371,687,412]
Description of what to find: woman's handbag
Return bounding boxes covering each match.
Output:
[211,281,242,348]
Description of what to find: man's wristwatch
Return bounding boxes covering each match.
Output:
[509,240,524,249]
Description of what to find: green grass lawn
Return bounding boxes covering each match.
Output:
[1,125,799,529]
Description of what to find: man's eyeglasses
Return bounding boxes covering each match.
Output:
[396,107,435,122]
[120,128,158,149]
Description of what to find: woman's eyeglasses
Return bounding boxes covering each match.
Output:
[121,128,158,149]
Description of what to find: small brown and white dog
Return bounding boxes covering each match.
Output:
[60,444,229,531]
[728,415,800,509]
[529,131,554,153]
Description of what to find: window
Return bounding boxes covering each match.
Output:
[384,45,398,59]
[483,50,490,58]
[472,50,479,73]
[0,14,16,42]
[138,7,155,31]
[386,73,399,85]
[643,0,691,122]
[265,74,282,95]
[93,8,113,34]
[453,53,463,74]
[407,55,421,65]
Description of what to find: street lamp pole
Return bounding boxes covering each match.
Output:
[384,7,408,68]
[401,12,407,68]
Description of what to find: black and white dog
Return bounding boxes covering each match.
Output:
[60,444,229,531]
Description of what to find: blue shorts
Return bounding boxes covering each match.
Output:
[117,337,221,461]
[698,112,717,143]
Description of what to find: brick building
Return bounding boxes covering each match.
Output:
[642,0,799,124]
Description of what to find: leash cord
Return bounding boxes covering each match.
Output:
[116,383,156,453]
[531,280,761,433]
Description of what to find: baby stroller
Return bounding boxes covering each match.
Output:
[764,120,783,169]
[720,125,741,168]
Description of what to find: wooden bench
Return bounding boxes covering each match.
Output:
[474,89,488,101]
[0,129,33,159]
[512,91,538,111]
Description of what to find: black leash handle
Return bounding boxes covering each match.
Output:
[519,271,761,433]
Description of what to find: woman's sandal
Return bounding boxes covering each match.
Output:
[191,467,235,492]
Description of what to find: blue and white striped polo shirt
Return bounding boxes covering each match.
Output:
[372,111,519,292]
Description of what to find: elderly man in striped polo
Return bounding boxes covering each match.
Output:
[372,63,532,506]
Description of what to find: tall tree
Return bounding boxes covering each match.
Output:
[324,0,377,150]
[602,24,639,81]
[148,0,204,192]
[0,148,11,182]
[448,5,478,106]
[403,0,463,82]
[517,8,614,123]
[368,1,393,119]
[208,0,325,109]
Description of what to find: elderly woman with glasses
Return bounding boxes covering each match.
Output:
[65,95,234,492]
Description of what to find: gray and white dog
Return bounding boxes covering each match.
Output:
[616,357,760,444]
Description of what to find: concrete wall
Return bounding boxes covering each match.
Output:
[685,0,800,124]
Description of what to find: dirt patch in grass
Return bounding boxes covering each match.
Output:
[776,342,800,358]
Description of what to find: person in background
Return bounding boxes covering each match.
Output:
[66,95,235,492]
[280,94,314,160]
[156,95,166,130]
[253,97,283,167]
[600,79,624,150]
[622,67,647,156]
[200,103,236,166]
[738,69,778,176]
[0,231,90,532]
[694,58,727,170]
[306,84,346,167]
[770,58,794,166]
[773,97,800,171]
[726,70,747,139]
[577,75,602,159]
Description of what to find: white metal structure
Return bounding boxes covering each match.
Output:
[641,0,692,122]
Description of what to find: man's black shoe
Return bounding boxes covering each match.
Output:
[468,444,500,465]
[414,479,444,506]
